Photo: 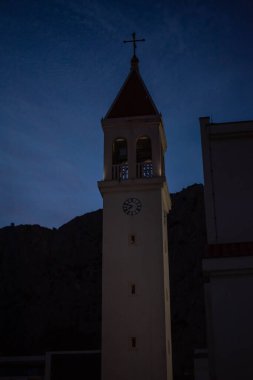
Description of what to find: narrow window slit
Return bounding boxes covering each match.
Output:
[129,234,136,245]
[131,337,136,348]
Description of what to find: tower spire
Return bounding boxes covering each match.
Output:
[123,32,145,70]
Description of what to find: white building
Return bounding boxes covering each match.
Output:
[98,53,173,380]
[199,117,253,380]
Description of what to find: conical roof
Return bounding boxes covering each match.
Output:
[105,55,159,119]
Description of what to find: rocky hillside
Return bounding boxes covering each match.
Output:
[0,184,206,380]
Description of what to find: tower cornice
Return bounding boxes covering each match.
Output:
[98,176,171,211]
[101,114,162,127]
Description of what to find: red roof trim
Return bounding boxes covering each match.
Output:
[205,242,253,258]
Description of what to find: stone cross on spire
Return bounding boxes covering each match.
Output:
[123,32,145,57]
[123,32,145,70]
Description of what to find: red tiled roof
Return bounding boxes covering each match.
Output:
[205,242,253,258]
[105,66,159,119]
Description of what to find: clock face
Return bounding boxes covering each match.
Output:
[122,198,142,216]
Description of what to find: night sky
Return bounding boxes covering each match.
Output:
[1,0,253,228]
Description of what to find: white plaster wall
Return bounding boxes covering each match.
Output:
[211,137,253,243]
[201,121,253,243]
[162,202,173,380]
[101,186,171,380]
[204,258,253,380]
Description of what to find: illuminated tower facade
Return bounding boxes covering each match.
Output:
[98,51,173,380]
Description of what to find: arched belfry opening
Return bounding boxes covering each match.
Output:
[112,138,128,180]
[136,136,153,178]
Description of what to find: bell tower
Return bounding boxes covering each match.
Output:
[98,46,173,380]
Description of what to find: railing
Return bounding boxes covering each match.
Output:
[112,164,128,180]
[112,162,153,180]
[136,162,153,178]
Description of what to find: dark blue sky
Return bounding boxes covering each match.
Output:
[1,0,253,228]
